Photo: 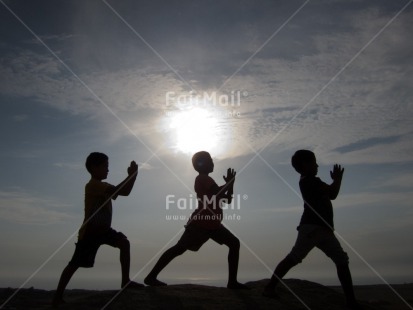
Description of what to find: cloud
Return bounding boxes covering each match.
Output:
[337,191,413,209]
[0,50,93,114]
[53,162,82,170]
[1,2,412,163]
[332,136,402,154]
[370,173,413,189]
[225,7,413,163]
[259,204,302,214]
[12,114,29,122]
[137,162,156,170]
[0,189,73,225]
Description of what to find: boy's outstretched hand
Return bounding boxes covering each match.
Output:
[223,168,236,184]
[128,161,138,177]
[330,164,344,181]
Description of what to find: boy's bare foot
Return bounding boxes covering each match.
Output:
[144,277,167,286]
[122,281,145,290]
[227,282,250,290]
[262,287,279,299]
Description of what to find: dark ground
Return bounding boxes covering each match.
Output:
[1,279,412,310]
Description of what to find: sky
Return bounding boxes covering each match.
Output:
[0,0,412,294]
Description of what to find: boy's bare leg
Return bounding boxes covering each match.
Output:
[224,237,249,289]
[263,255,297,298]
[144,244,186,286]
[117,238,144,289]
[52,265,78,307]
[336,264,361,309]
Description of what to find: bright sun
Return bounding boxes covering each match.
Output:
[168,107,222,155]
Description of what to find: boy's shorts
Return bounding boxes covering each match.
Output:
[288,224,349,265]
[68,228,127,268]
[177,224,237,251]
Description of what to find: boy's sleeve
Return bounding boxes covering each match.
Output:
[208,178,220,195]
[301,177,324,197]
[103,182,118,200]
[195,176,219,197]
[315,177,330,195]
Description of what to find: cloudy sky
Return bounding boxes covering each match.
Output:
[0,0,412,296]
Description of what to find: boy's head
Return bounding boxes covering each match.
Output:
[192,151,213,174]
[86,152,109,180]
[291,150,318,176]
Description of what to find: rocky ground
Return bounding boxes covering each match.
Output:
[1,279,412,309]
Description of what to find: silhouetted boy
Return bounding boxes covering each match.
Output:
[52,152,143,307]
[144,151,248,289]
[263,150,361,309]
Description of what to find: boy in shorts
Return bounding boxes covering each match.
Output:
[52,152,143,307]
[263,150,361,309]
[144,151,248,289]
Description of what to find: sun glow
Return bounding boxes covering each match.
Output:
[168,107,225,155]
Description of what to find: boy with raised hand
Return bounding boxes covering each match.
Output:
[144,151,248,290]
[53,152,143,307]
[263,150,361,310]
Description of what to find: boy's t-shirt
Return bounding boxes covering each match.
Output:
[78,179,118,240]
[298,175,334,230]
[189,174,223,230]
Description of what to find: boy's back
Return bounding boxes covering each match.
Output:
[78,178,117,239]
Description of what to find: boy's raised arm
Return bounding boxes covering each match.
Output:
[326,164,344,200]
[108,161,138,197]
[215,168,236,203]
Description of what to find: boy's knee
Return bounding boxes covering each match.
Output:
[332,252,349,266]
[234,238,240,249]
[117,238,130,251]
[286,253,302,265]
[169,244,186,256]
[286,254,299,265]
[227,237,240,250]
